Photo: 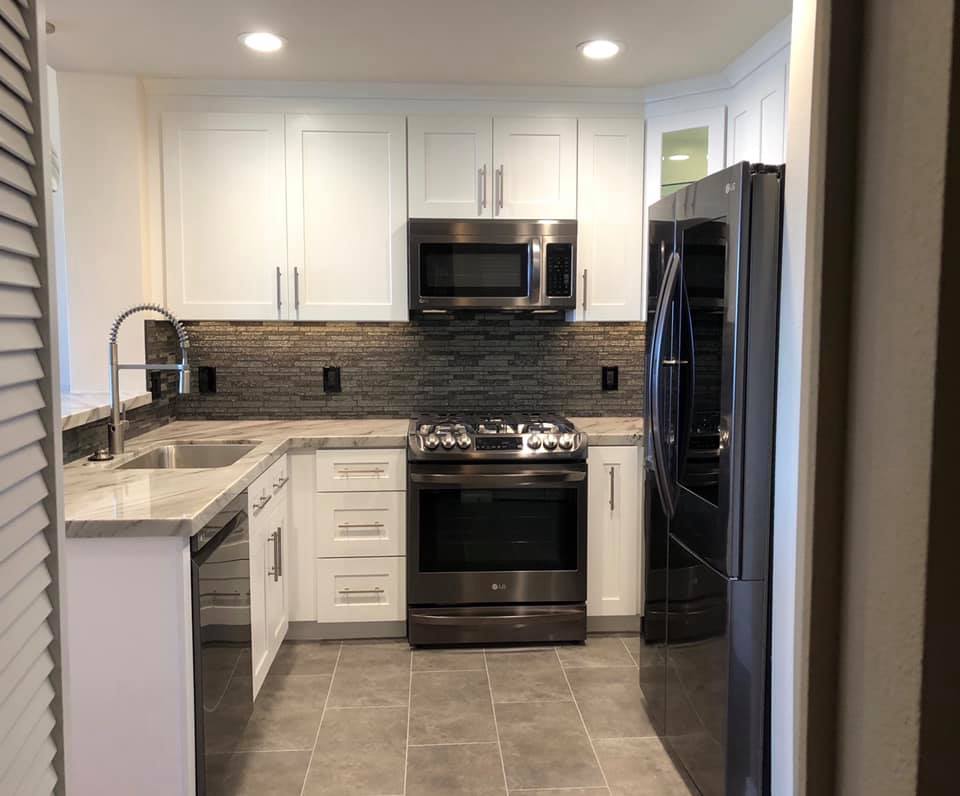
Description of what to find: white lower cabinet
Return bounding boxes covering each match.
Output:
[587,445,641,618]
[293,449,408,631]
[315,556,405,623]
[249,456,290,697]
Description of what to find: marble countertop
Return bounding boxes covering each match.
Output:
[61,390,154,431]
[64,416,643,540]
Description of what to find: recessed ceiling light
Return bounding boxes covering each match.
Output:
[578,39,621,60]
[668,154,691,161]
[239,31,285,53]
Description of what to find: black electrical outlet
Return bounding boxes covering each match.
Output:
[323,366,342,393]
[198,366,217,394]
[149,371,162,400]
[602,365,619,391]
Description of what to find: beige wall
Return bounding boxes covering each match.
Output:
[836,1,953,792]
[56,73,149,394]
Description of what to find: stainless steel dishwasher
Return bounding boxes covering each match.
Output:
[190,493,252,795]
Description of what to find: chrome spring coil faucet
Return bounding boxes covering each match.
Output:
[106,303,191,456]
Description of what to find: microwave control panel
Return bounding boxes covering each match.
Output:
[545,243,574,297]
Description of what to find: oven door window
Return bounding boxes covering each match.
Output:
[418,243,530,298]
[419,487,579,572]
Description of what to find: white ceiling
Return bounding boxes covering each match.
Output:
[45,0,791,88]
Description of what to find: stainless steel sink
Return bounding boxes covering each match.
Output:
[116,442,258,470]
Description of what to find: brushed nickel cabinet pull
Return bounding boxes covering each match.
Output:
[275,266,282,316]
[338,467,385,477]
[609,466,615,511]
[338,587,385,596]
[582,269,588,313]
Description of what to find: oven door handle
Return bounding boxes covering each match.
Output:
[409,470,586,487]
[413,609,584,625]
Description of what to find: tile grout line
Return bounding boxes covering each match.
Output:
[483,650,511,796]
[555,647,613,796]
[298,642,343,796]
[407,740,502,748]
[619,636,640,667]
[401,646,414,795]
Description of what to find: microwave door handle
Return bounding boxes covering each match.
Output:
[531,238,541,302]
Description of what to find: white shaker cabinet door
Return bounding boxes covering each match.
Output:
[576,118,645,321]
[408,115,493,219]
[161,111,287,320]
[587,445,640,617]
[286,114,408,320]
[492,117,578,220]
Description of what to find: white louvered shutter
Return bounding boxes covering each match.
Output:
[0,2,63,795]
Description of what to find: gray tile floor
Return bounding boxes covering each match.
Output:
[212,634,694,796]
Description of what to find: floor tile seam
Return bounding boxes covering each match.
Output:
[555,647,612,794]
[324,702,410,710]
[299,641,343,796]
[618,636,640,667]
[402,644,414,795]
[559,664,640,671]
[407,740,501,748]
[411,667,487,674]
[484,649,511,796]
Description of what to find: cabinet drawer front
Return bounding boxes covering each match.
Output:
[315,557,405,623]
[316,492,405,557]
[315,449,406,492]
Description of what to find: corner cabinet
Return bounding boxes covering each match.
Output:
[587,445,641,618]
[286,114,408,321]
[161,111,287,320]
[576,118,646,321]
[407,115,578,220]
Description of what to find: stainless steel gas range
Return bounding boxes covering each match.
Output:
[406,414,588,646]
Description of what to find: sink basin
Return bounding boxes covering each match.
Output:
[117,443,258,470]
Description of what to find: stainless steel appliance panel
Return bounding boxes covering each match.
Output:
[190,494,252,796]
[409,218,577,312]
[407,462,587,607]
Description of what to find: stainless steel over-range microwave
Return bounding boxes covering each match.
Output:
[408,219,577,312]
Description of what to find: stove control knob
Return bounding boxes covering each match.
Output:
[559,433,575,450]
[424,433,440,450]
[456,434,472,449]
[527,434,542,450]
[440,433,456,450]
[542,433,559,450]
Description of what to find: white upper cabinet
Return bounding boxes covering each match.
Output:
[493,117,578,219]
[576,118,645,321]
[408,115,492,218]
[161,111,287,320]
[726,48,789,166]
[286,114,408,321]
[644,107,726,207]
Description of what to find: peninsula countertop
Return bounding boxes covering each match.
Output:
[64,416,644,540]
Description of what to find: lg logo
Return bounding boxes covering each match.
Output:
[491,583,507,591]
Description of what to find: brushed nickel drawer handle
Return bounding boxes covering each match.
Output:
[337,521,385,530]
[273,475,289,491]
[338,587,385,596]
[253,492,272,511]
[337,467,386,477]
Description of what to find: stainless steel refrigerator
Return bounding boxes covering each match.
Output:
[641,162,784,796]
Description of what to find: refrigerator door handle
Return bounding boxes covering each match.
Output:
[650,250,681,517]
